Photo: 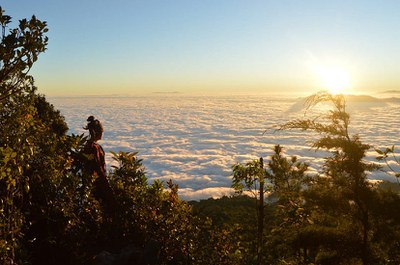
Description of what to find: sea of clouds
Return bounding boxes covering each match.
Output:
[49,94,400,200]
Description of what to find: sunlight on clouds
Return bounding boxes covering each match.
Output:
[50,95,400,200]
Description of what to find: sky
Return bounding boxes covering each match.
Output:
[2,0,400,96]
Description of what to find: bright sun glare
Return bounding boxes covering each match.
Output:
[318,66,352,95]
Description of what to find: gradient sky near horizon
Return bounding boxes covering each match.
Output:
[2,1,400,96]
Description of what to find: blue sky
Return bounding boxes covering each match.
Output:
[2,1,400,96]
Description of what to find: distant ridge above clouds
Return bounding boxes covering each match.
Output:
[152,91,182,94]
[288,94,388,113]
[345,95,386,103]
[376,90,400,102]
[379,90,400,94]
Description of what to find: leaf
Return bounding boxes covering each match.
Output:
[375,149,383,155]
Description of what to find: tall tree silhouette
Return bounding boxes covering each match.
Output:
[280,91,380,264]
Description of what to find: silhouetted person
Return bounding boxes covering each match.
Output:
[83,116,116,217]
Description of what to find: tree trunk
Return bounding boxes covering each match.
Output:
[257,157,265,265]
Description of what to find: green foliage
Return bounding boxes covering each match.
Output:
[192,196,257,264]
[1,9,51,261]
[232,156,267,265]
[378,180,400,193]
[0,73,76,262]
[376,145,400,184]
[191,195,257,227]
[232,145,311,264]
[267,145,310,226]
[232,158,268,197]
[108,151,253,265]
[109,151,199,264]
[0,6,48,101]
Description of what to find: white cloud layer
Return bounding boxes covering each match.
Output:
[50,95,400,200]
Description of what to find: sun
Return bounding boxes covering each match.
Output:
[318,66,352,95]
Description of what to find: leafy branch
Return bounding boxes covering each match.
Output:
[376,145,400,184]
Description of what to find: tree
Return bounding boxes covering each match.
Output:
[109,151,201,265]
[191,195,257,265]
[0,8,87,264]
[0,7,54,263]
[267,145,310,227]
[232,156,267,265]
[0,93,81,263]
[232,145,310,264]
[0,7,48,102]
[280,91,380,264]
[264,145,311,264]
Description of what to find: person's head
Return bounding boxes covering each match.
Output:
[85,116,103,141]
